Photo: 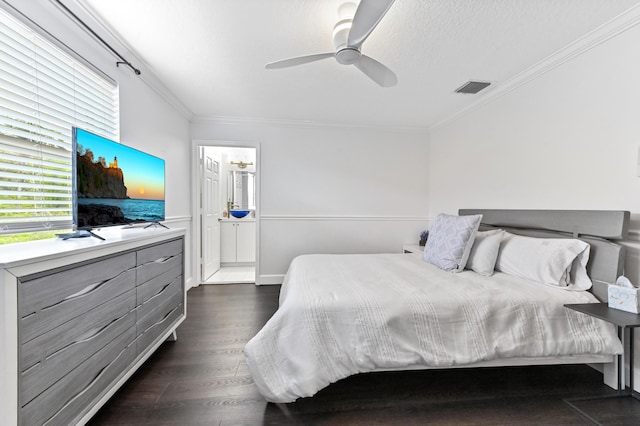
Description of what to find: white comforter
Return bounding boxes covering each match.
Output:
[244,253,622,403]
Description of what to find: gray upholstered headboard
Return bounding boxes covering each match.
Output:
[459,209,630,302]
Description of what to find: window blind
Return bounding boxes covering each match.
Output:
[0,8,118,234]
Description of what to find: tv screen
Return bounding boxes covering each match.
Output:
[73,127,165,229]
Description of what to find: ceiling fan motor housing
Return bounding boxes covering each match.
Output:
[333,18,360,64]
[335,48,360,65]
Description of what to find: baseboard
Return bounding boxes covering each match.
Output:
[257,274,284,285]
[185,276,195,290]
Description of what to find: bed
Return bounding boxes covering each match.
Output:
[244,209,630,403]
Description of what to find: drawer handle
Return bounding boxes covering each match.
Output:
[149,282,171,300]
[40,281,106,312]
[146,276,180,302]
[154,255,173,264]
[21,361,40,376]
[42,270,127,312]
[141,305,179,334]
[63,281,104,301]
[46,319,117,361]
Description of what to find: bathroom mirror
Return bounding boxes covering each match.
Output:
[228,171,255,210]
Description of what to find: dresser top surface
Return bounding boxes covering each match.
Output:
[0,227,185,270]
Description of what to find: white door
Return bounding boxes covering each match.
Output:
[201,148,220,280]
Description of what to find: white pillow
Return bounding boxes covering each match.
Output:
[495,232,592,290]
[465,229,504,276]
[423,214,482,272]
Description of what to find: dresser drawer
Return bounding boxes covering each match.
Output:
[20,290,136,406]
[21,327,136,426]
[136,238,183,282]
[137,276,183,333]
[137,267,182,306]
[136,253,182,286]
[137,238,182,265]
[19,253,136,343]
[136,303,184,357]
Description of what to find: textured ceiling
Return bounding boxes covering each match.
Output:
[79,0,640,128]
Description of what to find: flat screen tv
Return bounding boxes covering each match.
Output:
[73,127,165,230]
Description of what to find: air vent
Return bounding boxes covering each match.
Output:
[455,81,491,94]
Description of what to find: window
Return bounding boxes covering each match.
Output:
[0,7,118,236]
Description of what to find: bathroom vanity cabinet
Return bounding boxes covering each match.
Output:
[220,220,255,264]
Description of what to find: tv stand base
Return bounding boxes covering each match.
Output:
[56,230,105,241]
[145,221,169,229]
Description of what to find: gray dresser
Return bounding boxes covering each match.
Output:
[0,228,186,425]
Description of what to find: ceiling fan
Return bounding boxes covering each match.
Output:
[265,0,397,87]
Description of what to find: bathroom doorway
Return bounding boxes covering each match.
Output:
[195,142,258,285]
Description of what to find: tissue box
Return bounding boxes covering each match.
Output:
[608,285,640,314]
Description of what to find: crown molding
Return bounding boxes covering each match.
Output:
[259,215,428,222]
[430,4,640,130]
[190,114,429,133]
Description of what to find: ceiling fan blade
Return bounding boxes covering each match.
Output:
[265,52,335,69]
[353,54,397,87]
[347,0,395,48]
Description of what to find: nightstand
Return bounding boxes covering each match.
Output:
[564,303,640,424]
[402,244,424,254]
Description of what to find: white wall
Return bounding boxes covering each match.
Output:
[428,15,640,390]
[192,119,430,283]
[429,18,640,278]
[3,0,194,286]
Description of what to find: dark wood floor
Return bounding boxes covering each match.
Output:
[89,284,640,425]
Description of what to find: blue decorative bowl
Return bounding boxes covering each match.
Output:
[230,210,250,218]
